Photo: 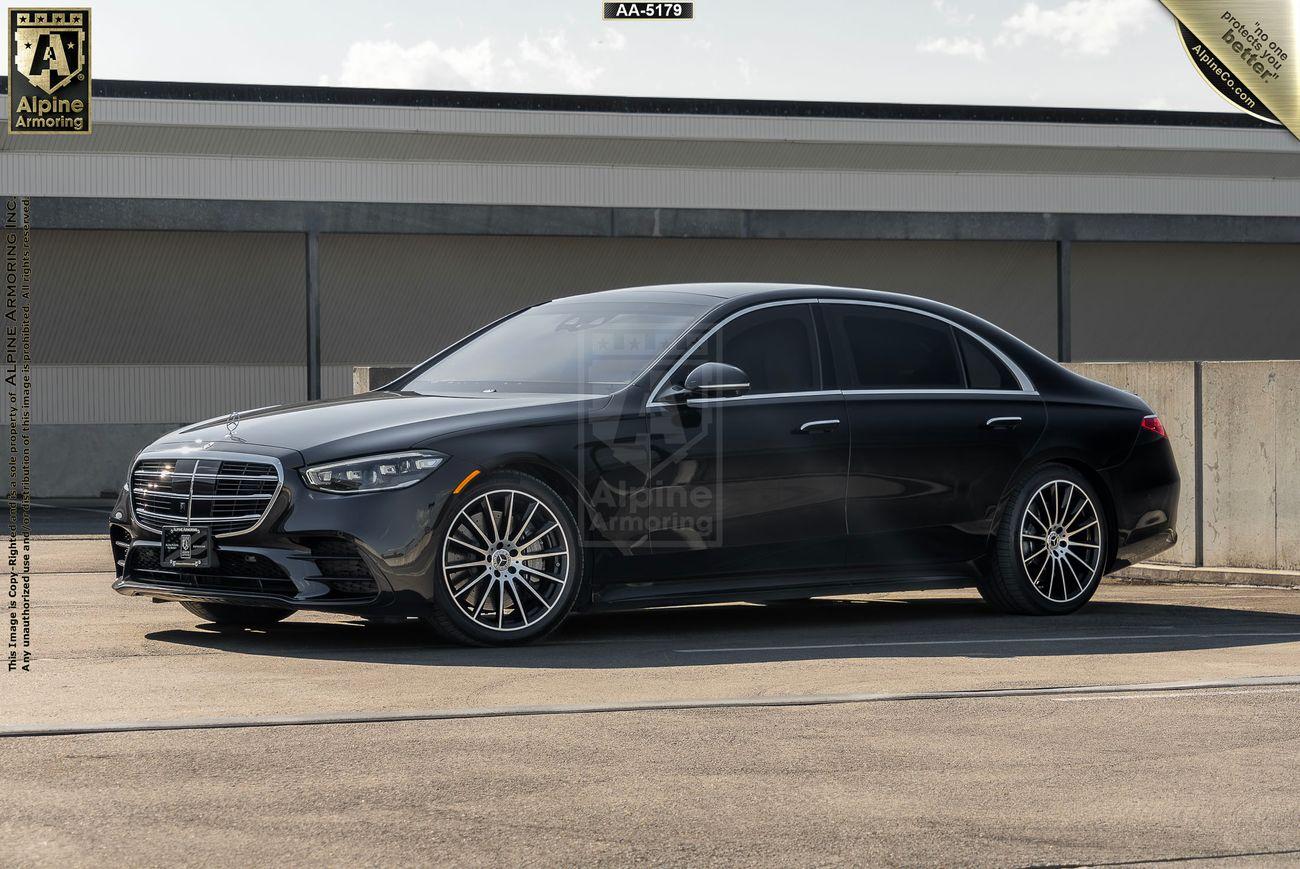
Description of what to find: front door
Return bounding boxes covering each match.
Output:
[643,302,849,579]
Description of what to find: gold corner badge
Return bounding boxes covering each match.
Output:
[1161,1,1295,136]
[8,7,91,134]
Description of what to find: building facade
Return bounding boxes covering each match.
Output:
[3,80,1299,496]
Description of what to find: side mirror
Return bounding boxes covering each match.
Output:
[681,362,750,399]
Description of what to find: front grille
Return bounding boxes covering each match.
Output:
[132,456,280,536]
[125,544,297,598]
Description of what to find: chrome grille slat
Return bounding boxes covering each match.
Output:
[130,452,282,537]
[133,488,272,500]
[136,509,266,524]
[133,470,277,481]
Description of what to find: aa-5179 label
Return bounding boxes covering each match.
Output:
[603,2,693,20]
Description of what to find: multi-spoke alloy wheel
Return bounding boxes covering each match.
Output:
[1018,479,1102,603]
[978,464,1108,616]
[441,486,572,634]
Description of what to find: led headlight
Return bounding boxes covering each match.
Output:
[301,450,447,494]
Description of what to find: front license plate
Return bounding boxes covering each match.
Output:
[161,526,213,568]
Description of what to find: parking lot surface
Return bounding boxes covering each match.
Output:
[6,522,1300,866]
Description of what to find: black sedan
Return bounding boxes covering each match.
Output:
[109,283,1179,646]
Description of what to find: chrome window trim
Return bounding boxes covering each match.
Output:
[646,296,1037,410]
[646,300,819,409]
[819,298,1037,394]
[678,389,842,407]
[130,447,285,539]
[841,389,1036,397]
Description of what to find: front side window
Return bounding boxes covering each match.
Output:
[403,298,712,395]
[826,304,964,389]
[664,303,821,397]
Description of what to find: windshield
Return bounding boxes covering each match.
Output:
[403,298,712,395]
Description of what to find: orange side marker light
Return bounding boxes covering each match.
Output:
[452,469,481,494]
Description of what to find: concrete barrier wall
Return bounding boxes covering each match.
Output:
[1201,362,1300,571]
[355,363,1298,572]
[1067,361,1300,571]
[352,366,413,394]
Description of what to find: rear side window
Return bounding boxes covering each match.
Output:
[826,305,963,389]
[956,331,1020,391]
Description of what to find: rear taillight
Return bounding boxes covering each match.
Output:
[1140,414,1166,438]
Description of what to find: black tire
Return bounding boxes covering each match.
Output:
[979,464,1108,615]
[180,601,295,626]
[426,470,584,646]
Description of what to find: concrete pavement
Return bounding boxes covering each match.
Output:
[5,533,1300,865]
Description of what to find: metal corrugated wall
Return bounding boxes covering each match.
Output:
[1072,243,1300,361]
[32,230,305,364]
[32,365,354,425]
[6,89,1300,498]
[10,152,1300,215]
[6,96,1300,216]
[319,236,1059,363]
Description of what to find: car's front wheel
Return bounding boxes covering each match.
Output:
[978,464,1108,615]
[428,470,583,646]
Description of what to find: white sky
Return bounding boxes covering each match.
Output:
[88,0,1229,112]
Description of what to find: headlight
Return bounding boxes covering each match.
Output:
[301,451,447,494]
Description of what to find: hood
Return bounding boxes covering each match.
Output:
[149,391,610,466]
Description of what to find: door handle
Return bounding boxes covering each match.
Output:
[984,416,1022,430]
[798,419,841,434]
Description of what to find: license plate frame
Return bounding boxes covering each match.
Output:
[161,526,213,569]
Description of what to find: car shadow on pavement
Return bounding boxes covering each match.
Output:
[144,594,1300,668]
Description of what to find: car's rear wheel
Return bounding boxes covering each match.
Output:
[180,601,295,626]
[979,464,1107,615]
[428,470,582,646]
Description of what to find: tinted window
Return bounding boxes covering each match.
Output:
[827,305,963,389]
[957,331,1019,391]
[404,298,711,395]
[669,304,820,395]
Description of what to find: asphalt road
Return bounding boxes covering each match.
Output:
[6,526,1300,866]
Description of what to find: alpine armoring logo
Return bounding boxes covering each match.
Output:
[8,8,91,133]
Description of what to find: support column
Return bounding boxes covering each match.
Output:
[306,231,321,400]
[1056,239,1072,363]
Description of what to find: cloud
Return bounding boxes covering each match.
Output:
[736,57,753,86]
[511,30,603,89]
[932,0,975,26]
[917,36,987,61]
[334,29,606,93]
[998,0,1155,55]
[337,38,494,89]
[590,26,627,51]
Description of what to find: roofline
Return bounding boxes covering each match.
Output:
[0,76,1275,129]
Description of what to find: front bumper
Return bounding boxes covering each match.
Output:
[110,446,463,616]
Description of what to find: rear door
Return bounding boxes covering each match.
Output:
[822,301,1045,568]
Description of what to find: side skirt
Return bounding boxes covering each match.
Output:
[587,564,980,610]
